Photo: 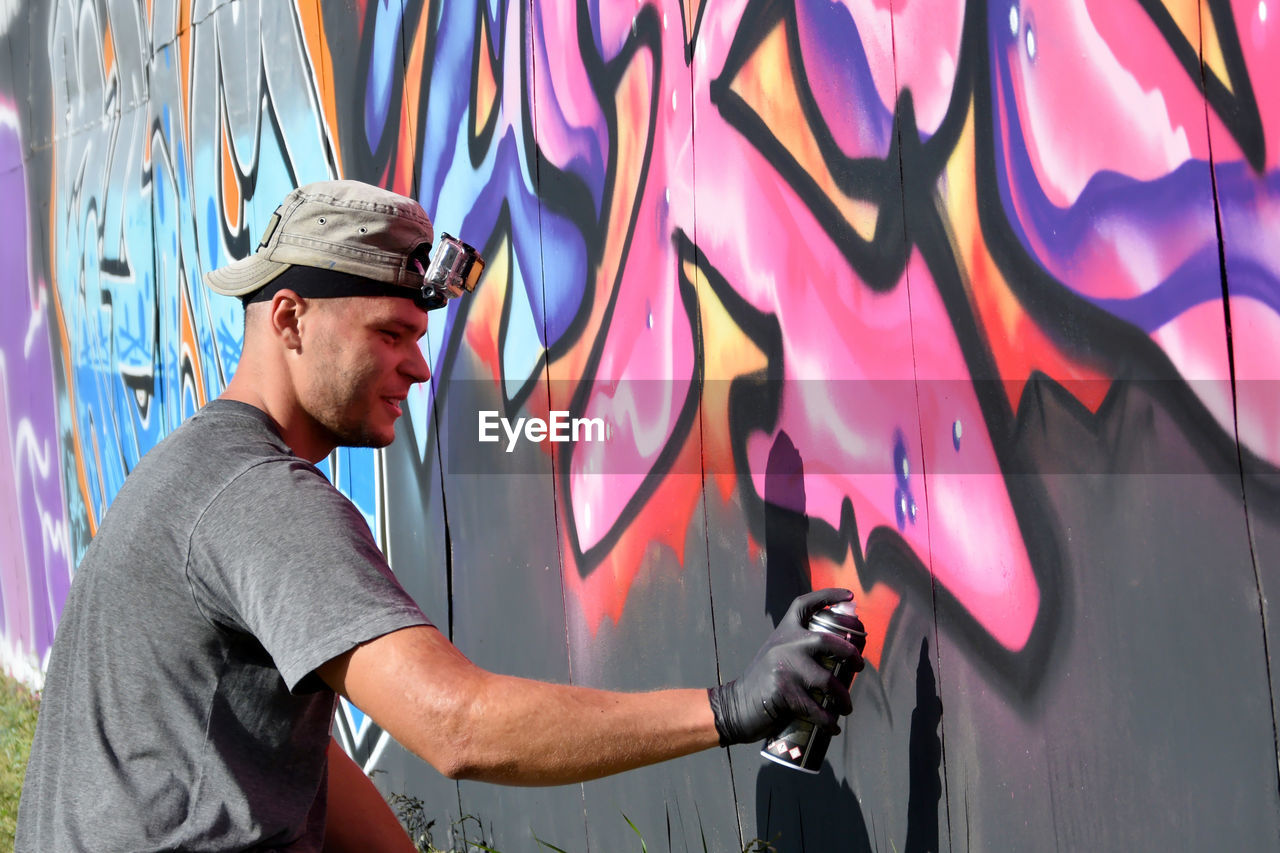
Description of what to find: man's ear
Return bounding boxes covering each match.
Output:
[269,290,306,351]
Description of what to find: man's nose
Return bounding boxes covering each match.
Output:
[405,341,432,384]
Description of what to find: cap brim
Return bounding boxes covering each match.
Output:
[204,252,292,298]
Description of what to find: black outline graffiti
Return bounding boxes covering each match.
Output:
[1137,0,1265,172]
[679,0,708,65]
[690,0,1279,695]
[468,0,503,167]
[708,0,1065,692]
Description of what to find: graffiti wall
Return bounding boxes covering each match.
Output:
[2,0,1278,848]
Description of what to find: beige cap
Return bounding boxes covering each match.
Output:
[203,180,436,298]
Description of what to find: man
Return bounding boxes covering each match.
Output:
[17,181,864,851]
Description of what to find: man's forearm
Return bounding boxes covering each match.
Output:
[438,679,719,785]
[319,625,721,786]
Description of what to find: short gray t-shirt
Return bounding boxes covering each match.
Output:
[16,399,431,852]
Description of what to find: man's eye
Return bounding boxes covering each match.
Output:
[379,329,400,342]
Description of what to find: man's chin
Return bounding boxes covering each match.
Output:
[333,425,397,451]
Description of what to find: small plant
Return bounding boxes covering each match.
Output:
[622,812,648,853]
[452,814,502,853]
[386,794,504,853]
[386,793,784,853]
[386,792,439,851]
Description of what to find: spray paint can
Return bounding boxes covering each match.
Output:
[760,599,867,773]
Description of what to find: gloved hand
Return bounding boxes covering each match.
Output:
[707,588,865,746]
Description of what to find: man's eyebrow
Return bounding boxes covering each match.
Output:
[378,317,429,340]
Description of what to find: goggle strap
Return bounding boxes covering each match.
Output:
[243,265,436,312]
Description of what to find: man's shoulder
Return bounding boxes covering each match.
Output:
[176,398,290,449]
[144,399,295,473]
[101,400,301,525]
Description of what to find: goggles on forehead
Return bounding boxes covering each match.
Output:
[416,234,486,310]
[245,234,485,312]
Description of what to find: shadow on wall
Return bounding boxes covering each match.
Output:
[905,635,944,852]
[755,431,943,852]
[755,430,872,852]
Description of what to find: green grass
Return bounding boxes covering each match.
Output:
[0,673,40,850]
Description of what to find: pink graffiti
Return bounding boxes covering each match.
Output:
[541,0,1041,652]
[999,0,1280,470]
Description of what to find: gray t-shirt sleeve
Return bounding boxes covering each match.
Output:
[187,457,431,691]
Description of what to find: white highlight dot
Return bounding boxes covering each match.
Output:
[1009,5,1019,36]
[1026,25,1037,60]
[901,455,909,479]
[1261,2,1269,23]
[671,89,678,112]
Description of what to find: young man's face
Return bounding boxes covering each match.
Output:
[294,294,431,450]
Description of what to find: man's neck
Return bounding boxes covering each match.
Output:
[218,382,334,464]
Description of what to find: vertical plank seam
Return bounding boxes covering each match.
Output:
[1196,0,1280,812]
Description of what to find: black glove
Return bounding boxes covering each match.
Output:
[707,588,865,746]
